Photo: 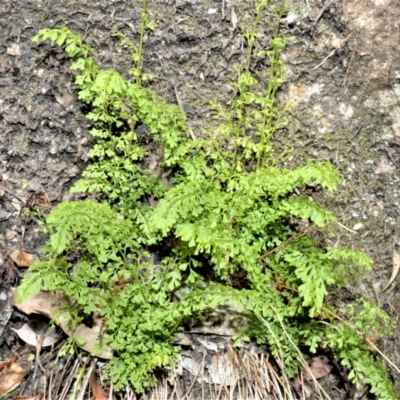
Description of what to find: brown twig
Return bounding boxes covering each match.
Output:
[313,0,336,27]
[174,85,196,140]
[343,44,357,86]
[36,329,48,375]
[323,308,400,374]
[0,182,25,203]
[311,33,352,71]
[268,281,400,375]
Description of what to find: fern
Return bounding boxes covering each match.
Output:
[17,3,397,397]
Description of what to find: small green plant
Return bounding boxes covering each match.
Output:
[18,1,397,397]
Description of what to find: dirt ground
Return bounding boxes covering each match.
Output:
[1,0,400,398]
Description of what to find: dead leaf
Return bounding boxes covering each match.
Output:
[322,141,334,150]
[0,359,14,378]
[11,320,61,347]
[302,356,332,380]
[13,290,67,318]
[352,223,363,231]
[59,317,113,359]
[12,394,43,400]
[7,44,21,56]
[0,58,9,68]
[14,290,113,359]
[174,333,193,346]
[377,200,384,211]
[90,371,108,400]
[11,198,21,212]
[381,251,400,292]
[9,250,33,267]
[181,355,201,377]
[374,158,393,174]
[0,360,25,394]
[24,192,50,213]
[55,92,74,108]
[92,310,106,332]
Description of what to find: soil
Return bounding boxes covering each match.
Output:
[1,0,400,398]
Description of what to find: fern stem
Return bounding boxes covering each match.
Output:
[258,2,286,169]
[231,0,269,172]
[136,0,148,85]
[323,308,400,374]
[257,219,336,262]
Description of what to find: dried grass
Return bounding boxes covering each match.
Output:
[34,346,331,400]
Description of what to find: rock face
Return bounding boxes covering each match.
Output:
[343,0,400,142]
[344,0,400,91]
[284,1,400,391]
[1,0,400,397]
